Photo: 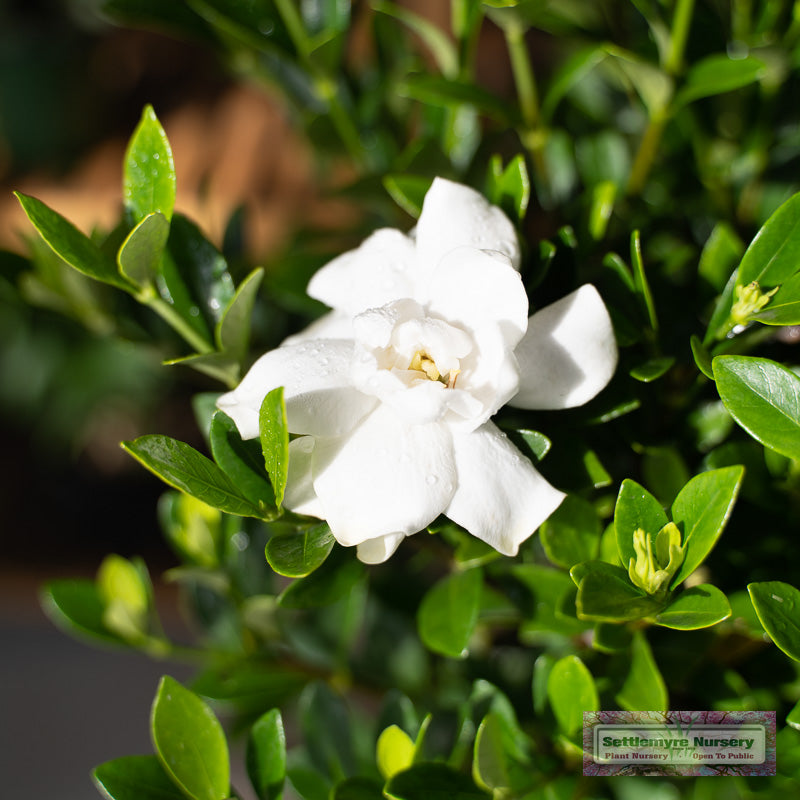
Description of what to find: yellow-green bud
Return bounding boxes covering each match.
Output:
[627,522,686,596]
[730,281,779,326]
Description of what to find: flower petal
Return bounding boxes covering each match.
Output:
[356,532,405,564]
[311,405,456,546]
[445,422,565,556]
[415,178,520,271]
[425,246,529,347]
[217,339,377,438]
[511,284,618,409]
[282,310,354,346]
[306,229,416,316]
[283,437,324,518]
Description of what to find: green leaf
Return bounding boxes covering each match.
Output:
[541,45,607,122]
[713,355,800,459]
[122,435,263,518]
[265,524,335,578]
[486,154,530,221]
[547,655,598,737]
[260,387,289,508]
[631,229,658,331]
[588,180,616,241]
[377,725,415,780]
[210,411,277,513]
[398,74,519,124]
[576,569,661,622]
[117,212,170,289]
[512,428,551,461]
[246,709,286,800]
[698,222,744,293]
[674,54,766,107]
[14,192,133,291]
[629,356,675,382]
[604,45,673,115]
[669,466,744,586]
[540,495,601,569]
[93,755,185,800]
[97,554,150,640]
[513,564,587,635]
[300,682,355,780]
[748,581,800,661]
[472,712,510,792]
[691,335,714,379]
[124,105,176,223]
[736,191,800,289]
[417,569,482,658]
[151,675,230,800]
[41,579,123,645]
[615,632,668,711]
[333,777,384,800]
[215,267,264,363]
[751,271,800,325]
[656,584,732,629]
[614,479,668,570]
[704,268,739,344]
[385,763,488,800]
[383,175,434,218]
[592,622,632,653]
[278,547,365,609]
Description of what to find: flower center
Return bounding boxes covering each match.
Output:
[408,349,460,388]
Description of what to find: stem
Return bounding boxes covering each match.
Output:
[144,294,214,355]
[627,111,667,196]
[665,0,696,75]
[504,20,548,189]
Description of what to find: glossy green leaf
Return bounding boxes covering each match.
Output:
[656,584,731,629]
[576,570,661,622]
[540,495,601,569]
[752,271,800,325]
[547,655,598,737]
[472,712,510,792]
[278,547,365,609]
[669,466,743,586]
[418,568,482,658]
[629,356,675,382]
[377,725,415,780]
[265,524,335,578]
[151,675,230,800]
[714,355,800,459]
[513,428,551,461]
[691,335,714,379]
[736,192,800,289]
[748,581,800,661]
[14,192,133,291]
[615,632,668,711]
[383,175,433,218]
[41,579,123,645]
[124,105,176,223]
[210,411,276,512]
[675,54,765,107]
[122,435,263,517]
[93,755,185,800]
[246,708,286,800]
[614,479,668,570]
[260,387,289,508]
[117,212,169,289]
[592,622,632,653]
[385,763,488,800]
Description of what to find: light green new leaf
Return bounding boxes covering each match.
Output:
[748,581,800,661]
[614,479,668,569]
[736,192,800,289]
[547,655,598,737]
[124,105,176,223]
[122,434,263,518]
[117,211,170,289]
[41,579,124,646]
[246,708,286,800]
[669,466,743,586]
[418,569,482,658]
[93,754,185,800]
[260,387,289,508]
[14,192,133,291]
[151,675,230,800]
[472,712,510,792]
[713,355,800,459]
[265,524,335,578]
[540,495,601,569]
[376,725,415,781]
[486,154,530,221]
[615,632,668,711]
[215,267,264,362]
[656,584,731,630]
[630,356,675,383]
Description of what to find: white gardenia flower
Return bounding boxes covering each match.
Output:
[218,178,618,564]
